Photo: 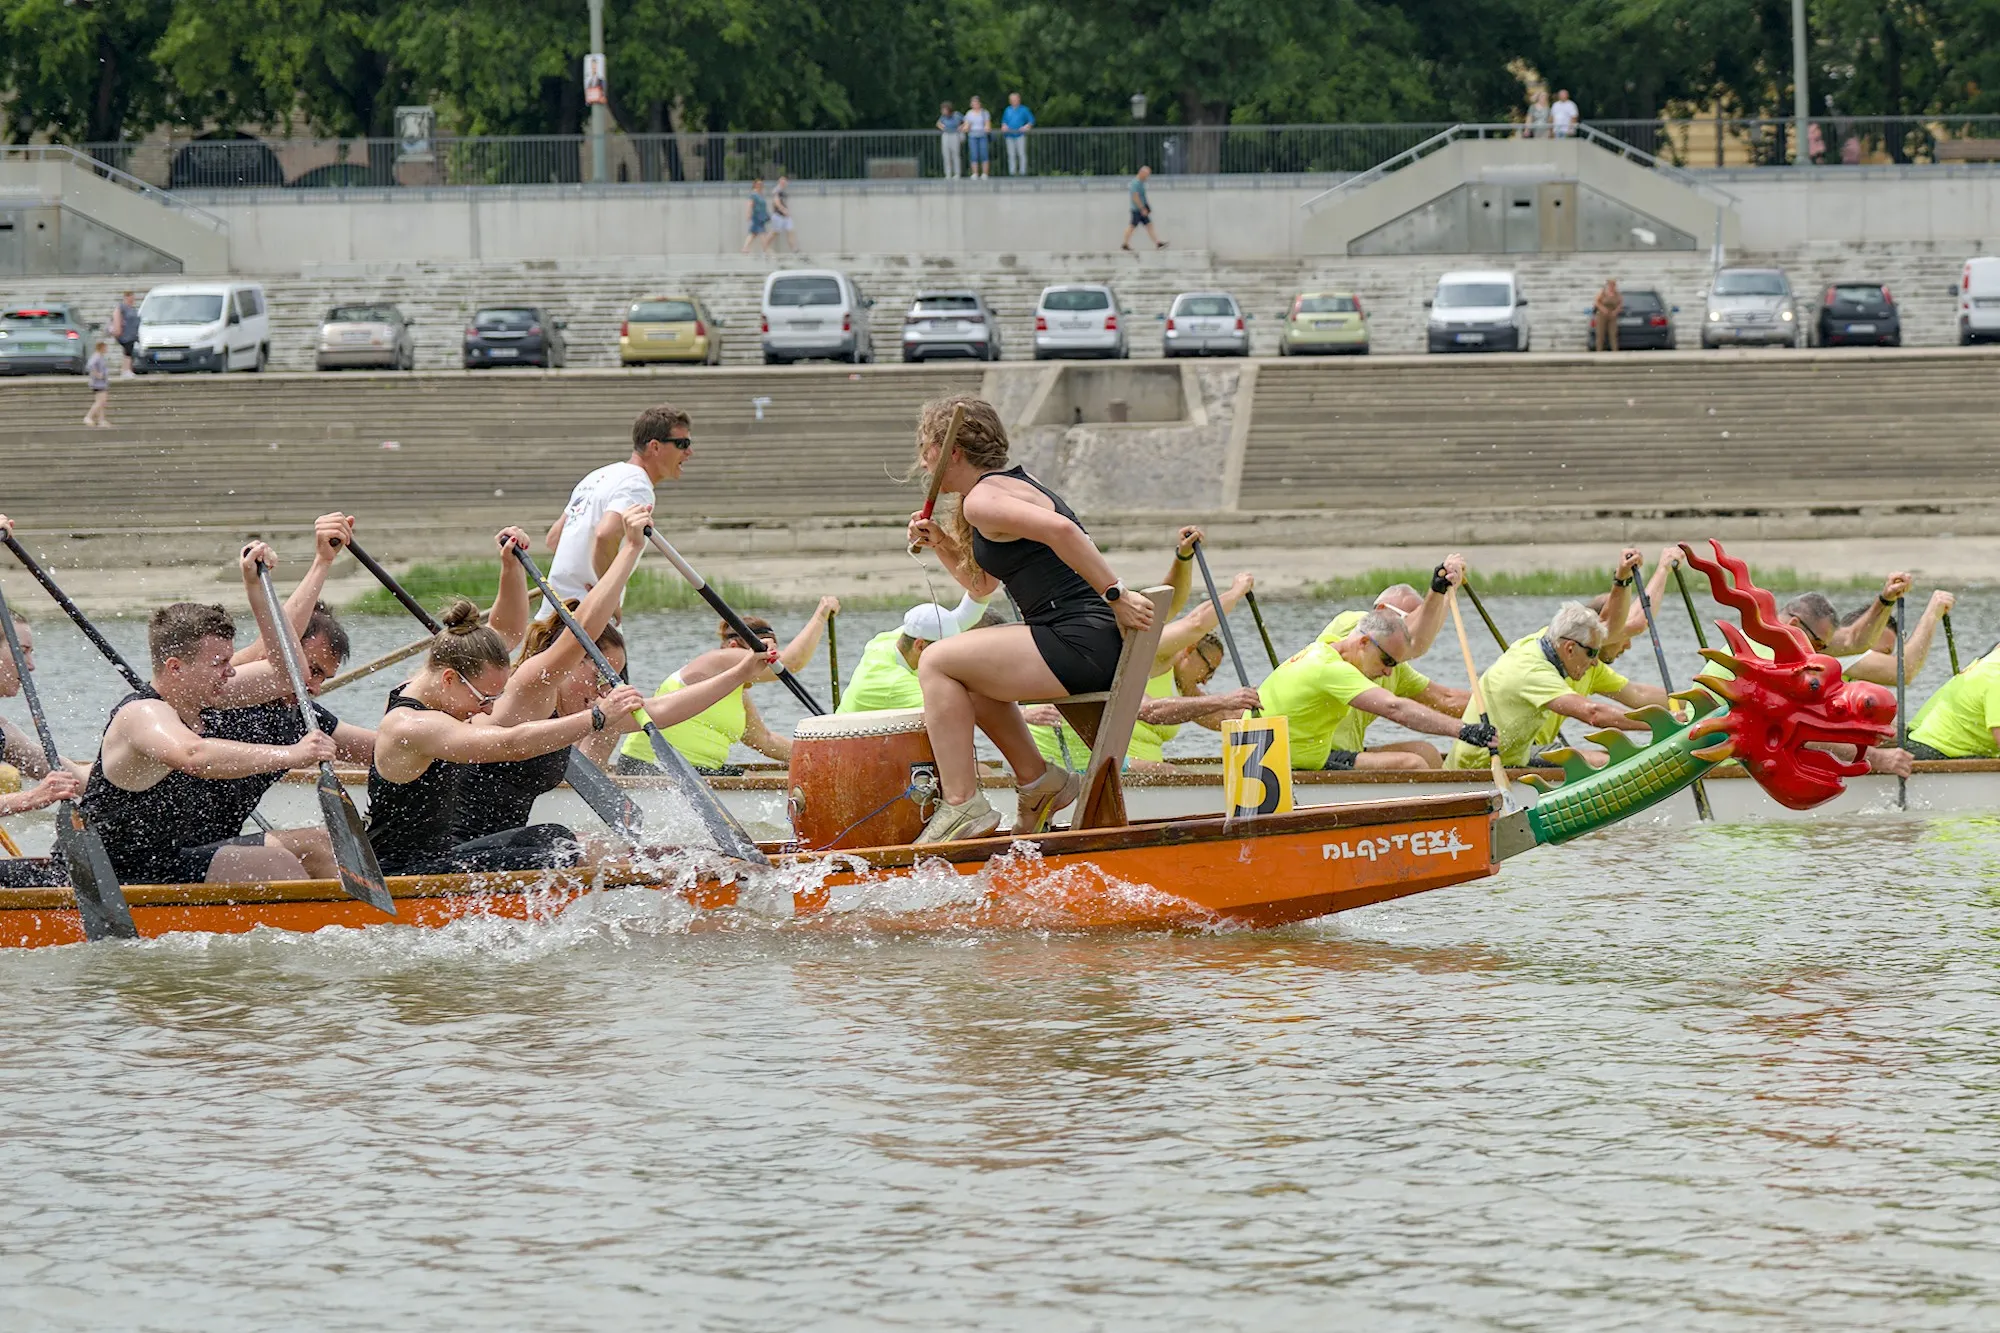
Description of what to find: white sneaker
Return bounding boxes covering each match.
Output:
[917,794,1001,843]
[1013,767,1081,834]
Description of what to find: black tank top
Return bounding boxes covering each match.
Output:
[453,739,572,842]
[80,687,262,867]
[203,698,340,837]
[365,687,472,870]
[968,466,1117,631]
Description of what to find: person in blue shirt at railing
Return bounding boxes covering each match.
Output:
[1002,93,1035,176]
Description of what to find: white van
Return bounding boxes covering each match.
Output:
[1951,257,2000,344]
[1425,269,1530,353]
[133,281,271,373]
[761,269,873,364]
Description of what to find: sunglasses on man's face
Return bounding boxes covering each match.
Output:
[1366,635,1399,670]
[1785,617,1829,652]
[1562,637,1601,662]
[667,435,692,451]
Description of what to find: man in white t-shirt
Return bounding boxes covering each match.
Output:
[544,403,692,601]
[1551,89,1579,137]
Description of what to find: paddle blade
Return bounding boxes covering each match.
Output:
[564,750,645,840]
[316,767,395,916]
[642,724,771,867]
[55,806,137,941]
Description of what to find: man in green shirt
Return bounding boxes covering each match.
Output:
[1909,643,2000,758]
[1314,555,1470,766]
[836,594,993,714]
[1259,610,1495,770]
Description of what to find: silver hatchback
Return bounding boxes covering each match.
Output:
[1163,291,1249,357]
[901,290,1001,362]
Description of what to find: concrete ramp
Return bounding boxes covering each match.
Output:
[1302,132,1739,258]
[0,148,227,275]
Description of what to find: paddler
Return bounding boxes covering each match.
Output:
[1906,634,2000,760]
[614,596,839,775]
[905,393,1154,841]
[79,543,340,884]
[1839,588,1954,688]
[835,592,995,714]
[1023,525,1260,772]
[367,599,770,875]
[543,403,691,603]
[1314,553,1467,657]
[1311,555,1471,766]
[0,604,89,888]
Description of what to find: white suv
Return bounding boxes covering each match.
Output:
[1034,284,1127,359]
[1425,270,1529,353]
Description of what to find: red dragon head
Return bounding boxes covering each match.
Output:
[1679,540,1898,810]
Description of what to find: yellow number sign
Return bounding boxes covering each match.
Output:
[1222,716,1293,818]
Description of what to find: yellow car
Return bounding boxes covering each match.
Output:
[1279,291,1370,355]
[620,295,722,365]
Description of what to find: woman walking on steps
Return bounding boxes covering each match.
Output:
[905,395,1154,842]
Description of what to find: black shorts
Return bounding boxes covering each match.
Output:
[1029,616,1124,696]
[0,855,70,888]
[1129,208,1149,226]
[1907,740,1950,761]
[112,834,266,885]
[397,823,583,877]
[1322,750,1359,771]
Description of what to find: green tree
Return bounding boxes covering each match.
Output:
[0,0,174,143]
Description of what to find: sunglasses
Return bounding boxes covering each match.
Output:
[1366,635,1400,670]
[452,669,503,709]
[668,435,693,451]
[1562,637,1601,661]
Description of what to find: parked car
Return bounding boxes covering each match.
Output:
[316,303,415,371]
[1161,292,1250,358]
[1700,268,1800,348]
[901,290,1001,362]
[1951,256,2000,343]
[1278,292,1368,355]
[761,270,874,365]
[1582,287,1677,350]
[1033,284,1126,360]
[1813,282,1900,347]
[1426,270,1530,353]
[621,295,722,366]
[463,306,566,369]
[0,303,91,375]
[133,282,270,373]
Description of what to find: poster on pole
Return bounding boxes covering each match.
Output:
[584,54,608,106]
[394,106,435,162]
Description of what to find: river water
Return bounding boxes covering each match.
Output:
[4,590,2000,1328]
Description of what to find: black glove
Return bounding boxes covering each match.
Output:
[1431,563,1454,594]
[1457,720,1499,751]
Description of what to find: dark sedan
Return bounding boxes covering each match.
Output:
[1583,288,1676,350]
[463,306,567,369]
[0,304,91,375]
[1815,282,1901,347]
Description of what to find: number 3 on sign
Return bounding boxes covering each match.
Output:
[1222,717,1293,817]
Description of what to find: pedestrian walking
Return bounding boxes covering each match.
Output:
[82,341,110,427]
[111,290,139,377]
[1002,93,1035,176]
[742,178,772,253]
[771,174,798,251]
[1120,165,1165,249]
[937,102,964,179]
[964,96,993,179]
[1551,89,1580,137]
[1524,89,1551,139]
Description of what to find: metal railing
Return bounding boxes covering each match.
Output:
[0,144,228,230]
[53,115,2000,191]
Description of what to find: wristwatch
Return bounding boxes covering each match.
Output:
[590,703,607,732]
[1102,580,1125,604]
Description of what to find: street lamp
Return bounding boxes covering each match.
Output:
[1130,93,1147,122]
[588,0,608,183]
[1791,0,1810,167]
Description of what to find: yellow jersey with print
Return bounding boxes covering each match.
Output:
[617,671,745,770]
[837,630,924,714]
[1032,670,1179,766]
[1445,633,1627,769]
[1256,643,1384,769]
[1909,648,2000,758]
[1317,609,1434,750]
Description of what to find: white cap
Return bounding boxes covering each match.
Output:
[901,603,962,642]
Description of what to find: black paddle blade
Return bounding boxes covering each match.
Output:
[316,767,396,916]
[55,805,137,941]
[564,750,645,840]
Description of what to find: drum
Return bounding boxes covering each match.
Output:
[789,707,939,850]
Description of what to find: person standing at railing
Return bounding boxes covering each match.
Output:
[1525,89,1552,139]
[937,102,964,179]
[742,178,772,253]
[111,290,139,378]
[771,174,798,251]
[1552,89,1580,138]
[964,96,993,179]
[1002,93,1035,176]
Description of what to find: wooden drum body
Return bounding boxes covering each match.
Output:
[788,708,940,850]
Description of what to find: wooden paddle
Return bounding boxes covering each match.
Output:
[826,610,841,710]
[1461,578,1510,650]
[908,402,968,557]
[320,633,429,694]
[1672,563,1711,654]
[341,536,646,842]
[509,546,771,868]
[1632,560,1712,822]
[4,533,147,692]
[1895,593,1908,811]
[1449,589,1512,806]
[0,577,133,940]
[1243,588,1280,670]
[253,561,394,915]
[641,526,828,717]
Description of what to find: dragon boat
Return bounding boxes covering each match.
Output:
[0,544,1899,948]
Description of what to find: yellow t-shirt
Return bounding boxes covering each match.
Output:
[617,671,746,770]
[1445,632,1628,768]
[1910,649,2000,758]
[837,630,923,714]
[1316,610,1434,750]
[1256,642,1385,769]
[1032,670,1179,766]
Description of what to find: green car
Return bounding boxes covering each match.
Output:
[0,303,91,375]
[1279,292,1369,355]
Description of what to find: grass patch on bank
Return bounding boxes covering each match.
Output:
[345,561,777,616]
[1294,567,1886,600]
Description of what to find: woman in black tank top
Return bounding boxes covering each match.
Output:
[904,395,1155,842]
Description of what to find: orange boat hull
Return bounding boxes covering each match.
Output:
[0,794,1500,948]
